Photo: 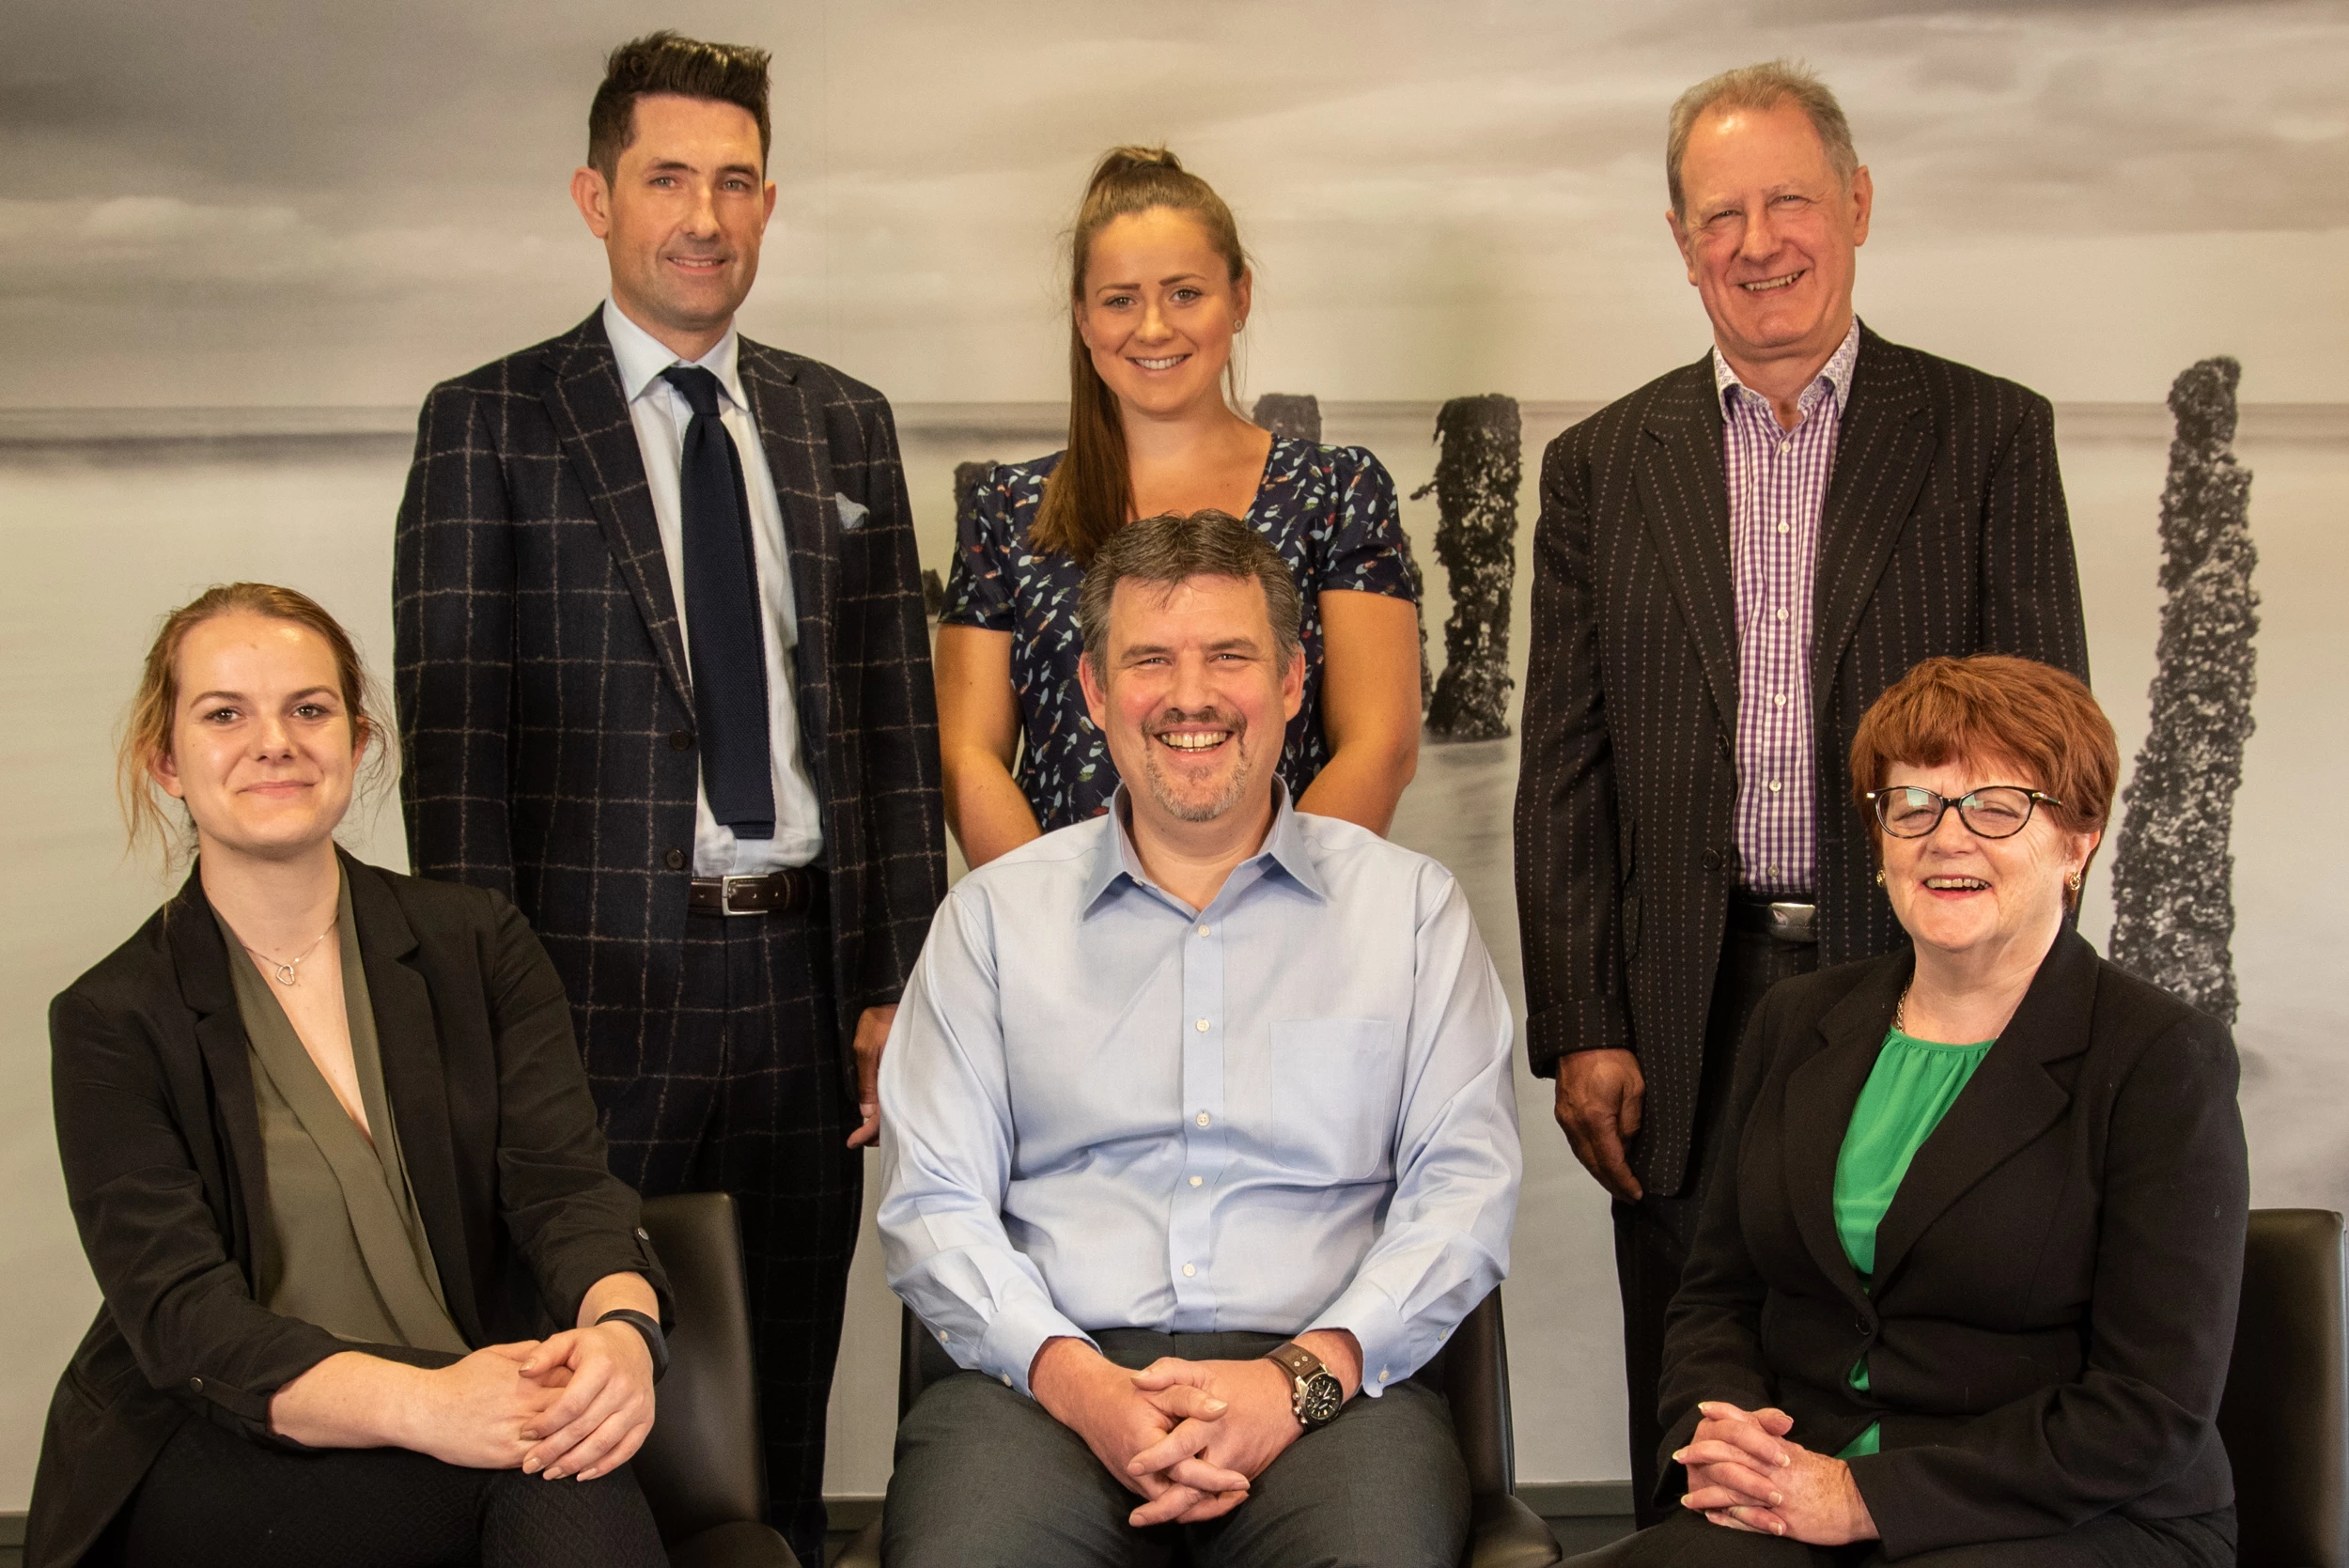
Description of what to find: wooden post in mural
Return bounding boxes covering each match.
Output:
[1417,395,1520,739]
[2108,356,2260,1025]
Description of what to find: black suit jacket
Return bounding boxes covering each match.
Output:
[27,856,668,1568]
[393,309,946,1063]
[1657,933,2248,1557]
[1513,324,2089,1195]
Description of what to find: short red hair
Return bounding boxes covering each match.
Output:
[1850,655,2118,842]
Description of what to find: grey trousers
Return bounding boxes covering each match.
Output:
[882,1328,1470,1568]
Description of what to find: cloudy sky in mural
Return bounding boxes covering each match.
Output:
[3,0,2343,406]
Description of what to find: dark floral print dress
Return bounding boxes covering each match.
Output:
[940,436,1418,831]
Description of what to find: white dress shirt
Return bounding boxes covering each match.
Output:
[604,299,824,873]
[878,787,1521,1399]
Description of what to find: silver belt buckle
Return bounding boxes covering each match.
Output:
[1766,901,1818,943]
[721,874,765,916]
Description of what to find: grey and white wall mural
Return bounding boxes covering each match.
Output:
[3,0,2343,1508]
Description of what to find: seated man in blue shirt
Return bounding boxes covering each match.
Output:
[877,508,1522,1567]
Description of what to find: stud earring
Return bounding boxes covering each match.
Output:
[2068,871,2084,893]
[1874,869,1886,888]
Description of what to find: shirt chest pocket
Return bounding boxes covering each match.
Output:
[1267,1018,1403,1184]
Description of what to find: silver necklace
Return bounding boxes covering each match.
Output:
[242,923,334,986]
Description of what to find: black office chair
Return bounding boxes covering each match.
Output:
[2224,1208,2347,1568]
[835,1290,1559,1567]
[633,1192,801,1568]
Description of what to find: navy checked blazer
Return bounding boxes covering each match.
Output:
[1513,324,2089,1199]
[394,309,946,1063]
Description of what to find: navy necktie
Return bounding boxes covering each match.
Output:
[661,365,775,841]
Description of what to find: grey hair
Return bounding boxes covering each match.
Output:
[1667,59,1859,218]
[1077,510,1303,679]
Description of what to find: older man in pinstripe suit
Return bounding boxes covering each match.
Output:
[394,35,944,1563]
[1514,61,2088,1521]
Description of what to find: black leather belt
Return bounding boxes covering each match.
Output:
[688,869,812,917]
[1731,896,1818,944]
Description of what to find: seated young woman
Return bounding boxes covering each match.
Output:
[1575,655,2248,1568]
[935,145,1424,865]
[27,585,672,1568]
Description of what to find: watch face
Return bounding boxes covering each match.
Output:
[1298,1370,1344,1427]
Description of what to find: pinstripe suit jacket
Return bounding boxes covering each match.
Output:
[393,310,946,1068]
[1513,324,2088,1197]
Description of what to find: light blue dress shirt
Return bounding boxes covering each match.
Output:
[878,787,1521,1400]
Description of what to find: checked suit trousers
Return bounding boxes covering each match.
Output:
[589,877,858,1568]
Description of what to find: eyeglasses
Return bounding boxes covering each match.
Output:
[1865,784,2063,841]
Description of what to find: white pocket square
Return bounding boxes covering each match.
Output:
[834,492,870,530]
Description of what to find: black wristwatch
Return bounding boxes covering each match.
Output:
[598,1308,670,1384]
[1265,1342,1345,1431]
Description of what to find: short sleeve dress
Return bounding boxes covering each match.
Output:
[940,437,1418,831]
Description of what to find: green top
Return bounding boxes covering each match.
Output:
[215,870,468,1354]
[1830,1025,1994,1460]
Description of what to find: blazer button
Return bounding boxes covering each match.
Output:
[1701,850,1722,872]
[189,1375,204,1393]
[1855,1315,1871,1334]
[664,848,687,871]
[669,729,695,751]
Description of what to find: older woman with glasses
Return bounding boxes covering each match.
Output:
[1573,654,2248,1568]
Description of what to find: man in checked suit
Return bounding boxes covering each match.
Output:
[394,33,944,1561]
[1514,60,2088,1522]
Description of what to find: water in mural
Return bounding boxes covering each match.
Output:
[2107,359,2262,1027]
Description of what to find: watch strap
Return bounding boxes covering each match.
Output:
[597,1307,670,1384]
[1265,1341,1324,1385]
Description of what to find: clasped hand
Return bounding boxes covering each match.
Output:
[1031,1340,1315,1529]
[1674,1401,1876,1545]
[408,1320,656,1482]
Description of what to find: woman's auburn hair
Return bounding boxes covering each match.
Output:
[1848,655,2118,893]
[117,582,390,866]
[1030,145,1251,567]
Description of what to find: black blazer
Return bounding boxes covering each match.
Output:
[27,856,669,1568]
[1657,932,2248,1558]
[1513,324,2090,1196]
[393,309,947,1064]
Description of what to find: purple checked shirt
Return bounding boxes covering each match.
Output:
[1715,318,1861,895]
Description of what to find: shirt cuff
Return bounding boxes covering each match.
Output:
[975,1296,1097,1399]
[1311,1282,1412,1400]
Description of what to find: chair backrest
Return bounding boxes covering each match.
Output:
[894,1288,1517,1499]
[634,1192,769,1542]
[2221,1208,2348,1568]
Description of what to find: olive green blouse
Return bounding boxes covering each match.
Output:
[1830,1025,1996,1460]
[214,872,468,1354]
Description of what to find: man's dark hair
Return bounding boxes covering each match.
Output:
[587,31,772,182]
[1078,511,1303,679]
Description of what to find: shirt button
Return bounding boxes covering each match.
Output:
[1197,924,1211,937]
[938,1329,950,1342]
[1776,608,1790,621]
[1196,1017,1209,1032]
[1377,1369,1390,1384]
[1190,1175,1204,1188]
[1196,1111,1211,1127]
[1767,781,1782,793]
[1777,522,1790,535]
[1001,1374,1013,1386]
[1773,694,1787,707]
[1183,1263,1197,1278]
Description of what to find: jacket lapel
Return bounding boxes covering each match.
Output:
[167,873,273,1281]
[1781,952,1912,1312]
[1867,931,2093,1290]
[342,856,484,1344]
[540,311,696,708]
[1634,359,1739,751]
[1810,326,1936,719]
[737,343,836,804]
